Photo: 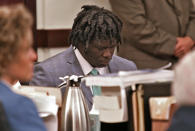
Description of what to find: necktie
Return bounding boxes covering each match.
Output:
[90,68,102,96]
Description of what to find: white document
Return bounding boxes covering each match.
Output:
[14,86,60,116]
[84,69,174,123]
[99,109,124,123]
[84,69,174,87]
[93,96,120,110]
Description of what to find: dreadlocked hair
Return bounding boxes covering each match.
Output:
[69,5,123,49]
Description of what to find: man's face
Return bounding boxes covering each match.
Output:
[6,29,37,82]
[79,40,118,67]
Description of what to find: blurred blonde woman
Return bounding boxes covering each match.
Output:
[0,4,46,131]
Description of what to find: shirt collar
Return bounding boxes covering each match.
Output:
[74,48,109,75]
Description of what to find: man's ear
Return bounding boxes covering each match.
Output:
[84,47,88,53]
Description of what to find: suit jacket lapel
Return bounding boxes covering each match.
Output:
[65,46,84,75]
[71,56,84,76]
[66,46,93,106]
[174,0,188,35]
[167,0,183,35]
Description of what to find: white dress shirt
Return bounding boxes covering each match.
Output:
[12,81,21,89]
[74,48,109,76]
[74,48,109,93]
[74,48,108,115]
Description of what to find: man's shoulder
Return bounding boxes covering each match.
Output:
[35,47,73,68]
[112,55,136,65]
[30,47,76,87]
[111,55,137,70]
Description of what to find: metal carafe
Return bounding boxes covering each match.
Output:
[61,75,91,131]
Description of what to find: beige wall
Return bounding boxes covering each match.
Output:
[37,0,195,29]
[37,0,111,29]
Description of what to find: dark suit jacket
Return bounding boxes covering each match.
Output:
[0,81,46,131]
[168,106,195,131]
[110,0,195,69]
[30,46,137,110]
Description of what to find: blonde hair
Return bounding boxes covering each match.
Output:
[0,4,33,76]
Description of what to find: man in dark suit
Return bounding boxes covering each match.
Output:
[110,1,195,130]
[0,4,46,131]
[30,5,137,111]
[110,0,195,69]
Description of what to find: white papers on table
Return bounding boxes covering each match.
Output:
[84,69,174,123]
[84,69,173,87]
[13,86,59,117]
[92,95,125,123]
[94,96,120,110]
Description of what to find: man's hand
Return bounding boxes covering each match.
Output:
[174,36,194,58]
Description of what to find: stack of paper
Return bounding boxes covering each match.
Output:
[84,69,173,87]
[83,69,174,124]
[13,86,61,117]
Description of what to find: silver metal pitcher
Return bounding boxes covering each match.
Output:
[61,75,91,131]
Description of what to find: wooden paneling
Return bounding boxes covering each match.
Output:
[0,1,71,49]
[24,0,37,51]
[37,29,71,47]
[0,0,24,5]
[0,0,37,51]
